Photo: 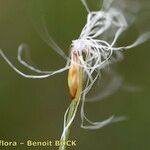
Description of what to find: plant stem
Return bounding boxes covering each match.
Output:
[58,67,83,150]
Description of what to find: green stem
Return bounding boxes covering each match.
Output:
[58,68,83,150]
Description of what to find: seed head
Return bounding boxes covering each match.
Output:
[68,52,79,100]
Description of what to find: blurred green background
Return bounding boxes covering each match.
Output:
[0,0,149,150]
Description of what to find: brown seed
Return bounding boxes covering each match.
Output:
[68,62,79,100]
